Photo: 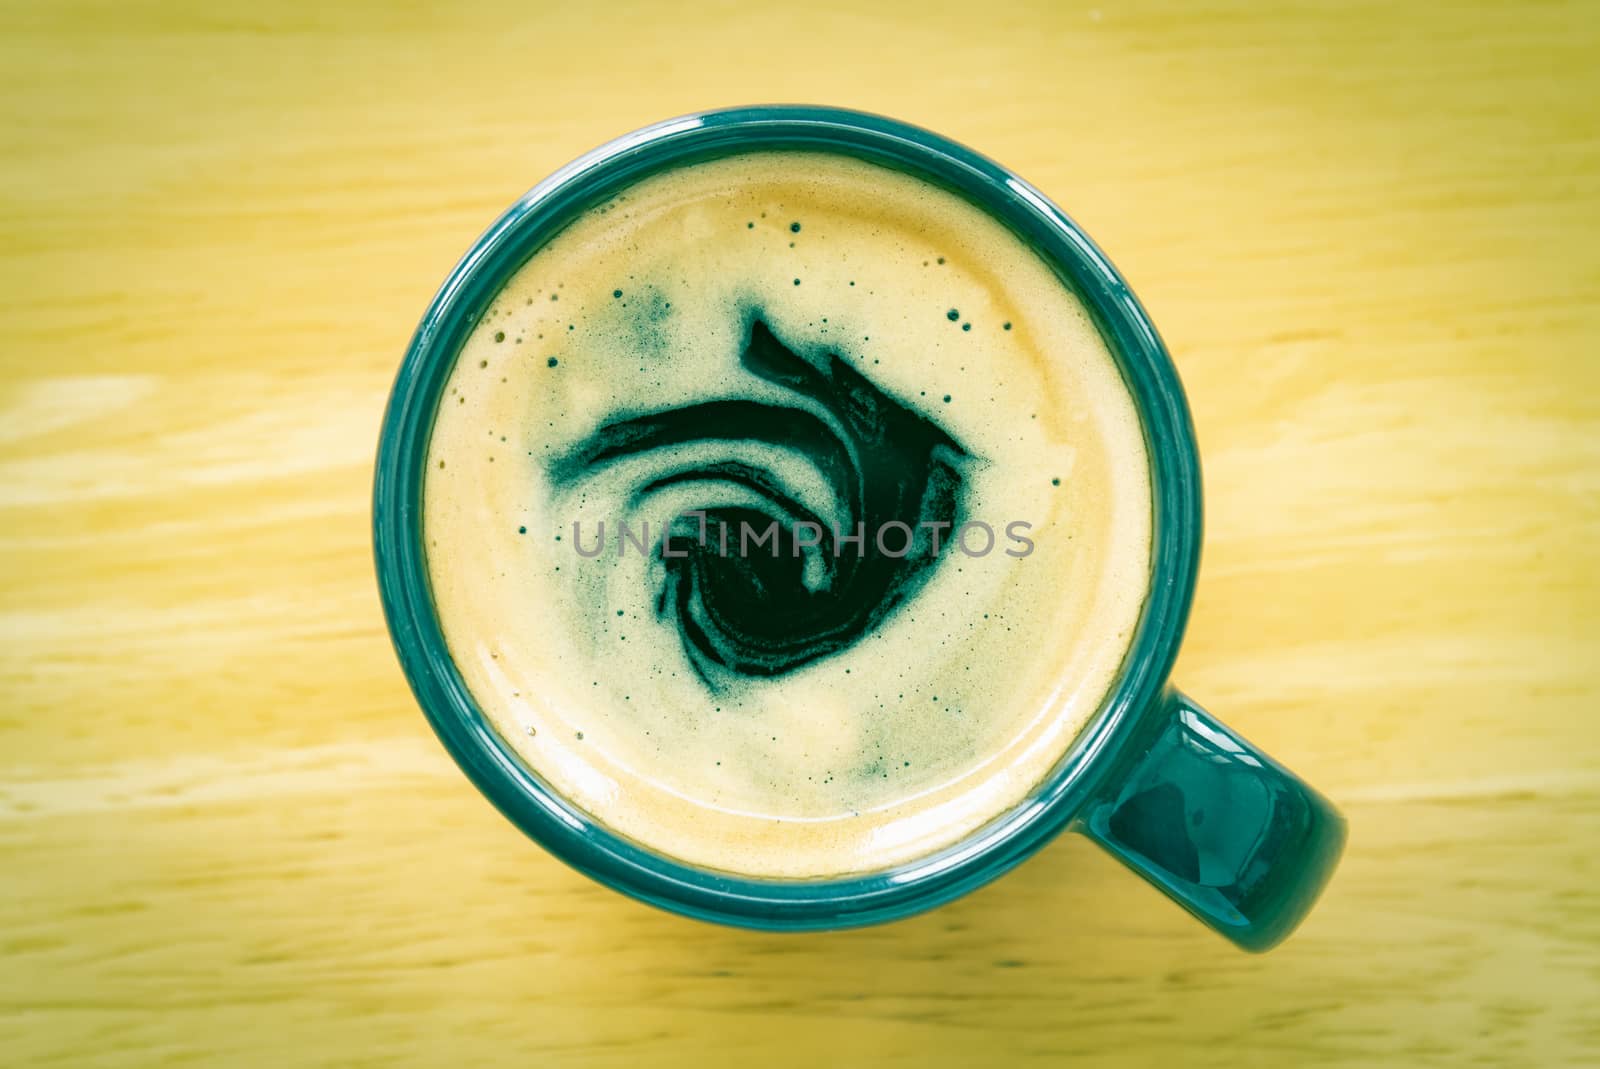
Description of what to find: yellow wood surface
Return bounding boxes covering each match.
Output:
[3,1,1597,1065]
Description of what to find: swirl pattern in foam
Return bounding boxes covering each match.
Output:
[423,151,1152,878]
[547,317,970,686]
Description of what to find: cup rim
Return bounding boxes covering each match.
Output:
[372,104,1202,929]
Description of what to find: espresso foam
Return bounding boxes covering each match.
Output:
[422,151,1152,878]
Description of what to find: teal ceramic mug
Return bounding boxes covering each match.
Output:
[373,106,1345,950]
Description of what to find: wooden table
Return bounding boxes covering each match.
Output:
[4,2,1596,1065]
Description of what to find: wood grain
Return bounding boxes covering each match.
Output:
[3,1,1597,1065]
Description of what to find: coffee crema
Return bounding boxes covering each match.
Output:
[422,151,1152,878]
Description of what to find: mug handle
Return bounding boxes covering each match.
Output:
[1079,690,1346,951]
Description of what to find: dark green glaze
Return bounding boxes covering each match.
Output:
[1083,692,1346,951]
[372,105,1346,948]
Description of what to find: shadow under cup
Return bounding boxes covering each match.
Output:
[373,106,1346,949]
